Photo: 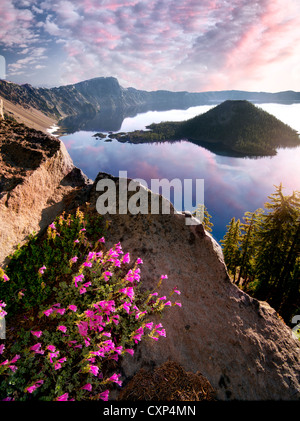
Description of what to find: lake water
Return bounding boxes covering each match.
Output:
[61,103,300,243]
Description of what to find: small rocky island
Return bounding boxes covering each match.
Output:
[108,100,300,156]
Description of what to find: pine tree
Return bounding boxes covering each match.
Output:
[194,204,213,233]
[254,184,300,306]
[220,217,241,282]
[237,209,264,286]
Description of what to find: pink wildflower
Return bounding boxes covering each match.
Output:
[68,304,77,312]
[99,237,105,243]
[87,252,96,260]
[123,252,130,264]
[46,345,56,352]
[56,393,69,401]
[71,256,78,263]
[122,301,131,314]
[78,321,88,337]
[49,351,60,363]
[56,308,66,315]
[124,348,134,356]
[103,271,112,282]
[10,355,20,364]
[79,287,87,294]
[57,325,67,333]
[26,380,44,394]
[114,259,121,267]
[164,301,172,306]
[74,239,79,243]
[119,286,134,301]
[173,287,181,295]
[2,273,9,282]
[136,258,143,265]
[30,343,44,355]
[175,302,182,307]
[145,322,153,330]
[43,307,53,317]
[108,373,122,386]
[83,262,92,267]
[49,223,56,229]
[31,331,43,338]
[99,390,109,401]
[81,384,92,391]
[0,344,5,354]
[38,266,46,274]
[89,365,99,376]
[74,273,84,287]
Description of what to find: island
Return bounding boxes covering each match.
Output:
[108,100,300,156]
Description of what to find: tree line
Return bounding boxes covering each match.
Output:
[220,184,299,324]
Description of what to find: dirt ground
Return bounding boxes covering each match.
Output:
[2,97,57,134]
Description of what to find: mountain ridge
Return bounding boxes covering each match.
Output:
[1,77,300,126]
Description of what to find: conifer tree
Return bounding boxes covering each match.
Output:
[194,204,213,233]
[220,217,241,282]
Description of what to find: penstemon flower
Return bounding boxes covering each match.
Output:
[57,325,67,333]
[38,266,46,275]
[99,390,109,401]
[31,331,43,338]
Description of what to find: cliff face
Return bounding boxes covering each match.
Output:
[86,174,300,400]
[0,119,91,266]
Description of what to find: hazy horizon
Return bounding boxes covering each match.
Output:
[0,0,299,93]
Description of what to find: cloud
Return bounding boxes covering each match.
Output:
[1,0,300,91]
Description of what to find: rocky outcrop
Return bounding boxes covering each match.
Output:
[0,119,91,266]
[86,173,300,400]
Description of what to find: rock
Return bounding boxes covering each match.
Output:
[86,172,300,400]
[0,119,92,266]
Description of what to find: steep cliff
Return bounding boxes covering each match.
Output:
[0,119,91,266]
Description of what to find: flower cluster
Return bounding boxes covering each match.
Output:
[0,214,181,401]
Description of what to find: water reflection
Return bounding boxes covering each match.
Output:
[61,103,300,242]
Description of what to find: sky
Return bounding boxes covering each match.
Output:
[0,0,300,92]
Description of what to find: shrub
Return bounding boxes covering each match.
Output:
[0,210,181,401]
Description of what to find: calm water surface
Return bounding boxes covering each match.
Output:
[61,103,300,242]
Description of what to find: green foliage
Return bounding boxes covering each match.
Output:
[0,210,181,401]
[1,208,105,316]
[193,205,214,233]
[221,184,300,324]
[114,101,300,156]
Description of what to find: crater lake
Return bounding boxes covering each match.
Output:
[58,102,300,243]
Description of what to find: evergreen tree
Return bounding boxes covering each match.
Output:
[237,209,264,286]
[220,217,241,282]
[254,184,300,308]
[194,204,213,233]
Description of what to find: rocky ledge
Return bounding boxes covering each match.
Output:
[0,119,92,266]
[86,173,300,400]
